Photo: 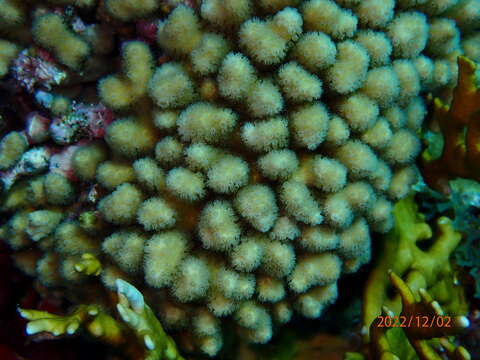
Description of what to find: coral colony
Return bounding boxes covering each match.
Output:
[0,0,479,358]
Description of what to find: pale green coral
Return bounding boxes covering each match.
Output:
[0,40,19,77]
[19,279,184,360]
[32,13,90,69]
[19,304,123,345]
[0,131,27,170]
[0,0,478,357]
[116,279,184,360]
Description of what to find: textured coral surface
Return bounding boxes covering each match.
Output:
[0,0,479,356]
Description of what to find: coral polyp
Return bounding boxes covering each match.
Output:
[0,0,479,357]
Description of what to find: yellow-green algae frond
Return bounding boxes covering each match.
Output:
[20,279,184,360]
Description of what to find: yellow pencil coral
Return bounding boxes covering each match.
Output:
[43,173,74,205]
[105,117,157,158]
[0,0,476,357]
[0,0,25,28]
[0,40,19,78]
[98,183,144,224]
[96,161,135,190]
[0,131,27,170]
[98,41,154,109]
[72,143,107,181]
[103,230,145,273]
[105,0,159,20]
[32,13,90,69]
[148,62,196,109]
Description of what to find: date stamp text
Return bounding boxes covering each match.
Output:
[376,315,452,328]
